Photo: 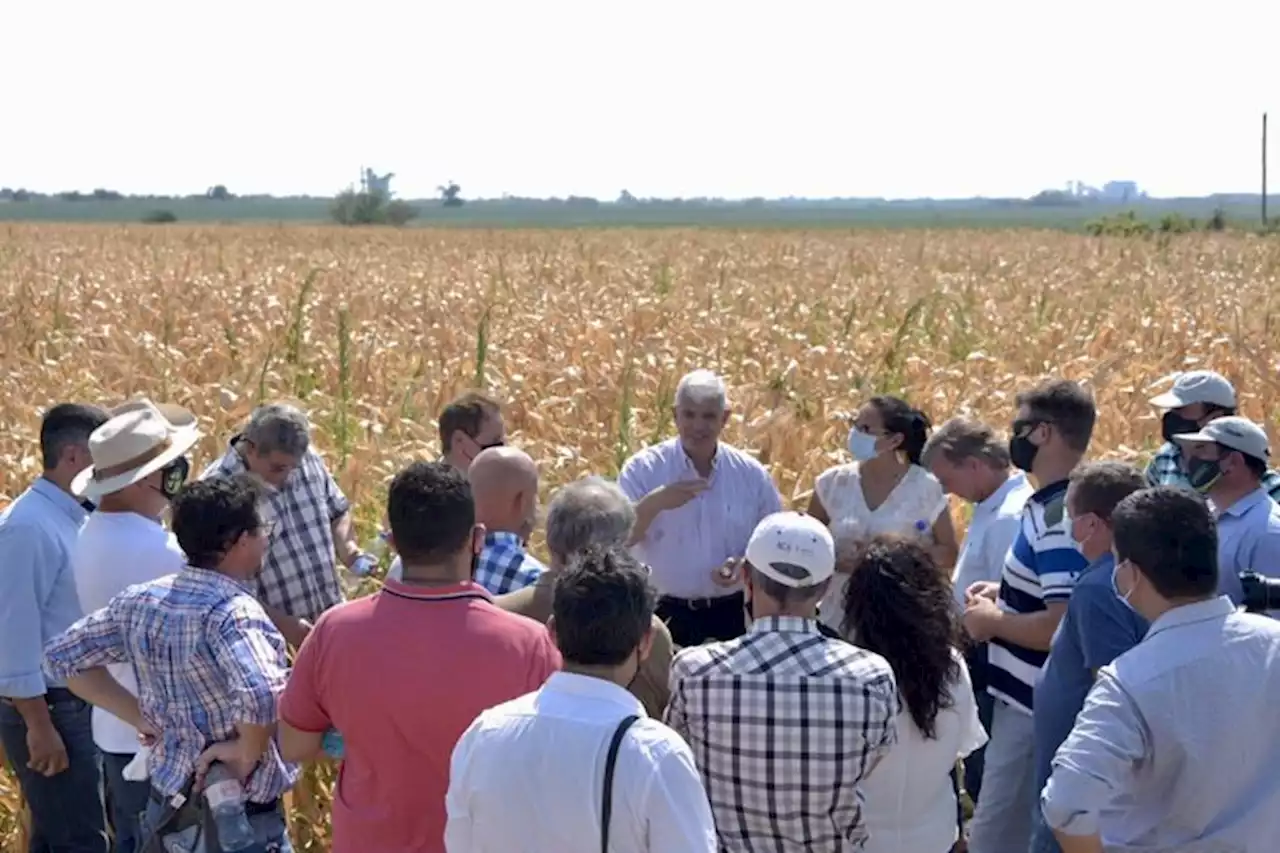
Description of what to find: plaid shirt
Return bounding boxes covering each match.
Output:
[1146,441,1280,500]
[665,616,901,852]
[474,530,546,595]
[43,567,299,803]
[201,436,351,621]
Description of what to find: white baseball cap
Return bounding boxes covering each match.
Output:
[1173,416,1270,462]
[745,511,835,588]
[1149,370,1236,410]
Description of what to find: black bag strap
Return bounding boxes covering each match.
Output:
[601,714,641,853]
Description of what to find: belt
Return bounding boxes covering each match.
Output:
[660,591,742,611]
[0,687,79,707]
[150,786,279,816]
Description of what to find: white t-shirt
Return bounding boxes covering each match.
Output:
[861,648,989,853]
[814,463,949,631]
[950,472,1034,608]
[72,511,185,754]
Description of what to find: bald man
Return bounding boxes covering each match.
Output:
[386,447,546,596]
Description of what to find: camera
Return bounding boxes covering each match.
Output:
[1239,571,1280,613]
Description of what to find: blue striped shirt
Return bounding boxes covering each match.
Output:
[43,567,299,802]
[988,479,1087,715]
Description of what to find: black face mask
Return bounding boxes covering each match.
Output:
[159,456,191,500]
[1185,455,1225,493]
[1008,420,1042,473]
[1161,412,1202,444]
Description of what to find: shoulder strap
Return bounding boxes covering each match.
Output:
[601,714,641,853]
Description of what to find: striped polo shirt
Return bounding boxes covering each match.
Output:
[987,479,1088,715]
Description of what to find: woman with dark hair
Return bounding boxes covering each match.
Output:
[840,536,986,853]
[806,395,959,631]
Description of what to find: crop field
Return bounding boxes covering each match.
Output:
[2,223,1279,849]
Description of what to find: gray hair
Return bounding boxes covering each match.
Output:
[675,369,727,410]
[921,417,1010,470]
[545,476,636,561]
[243,403,311,458]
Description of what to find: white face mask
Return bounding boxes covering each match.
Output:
[847,429,880,462]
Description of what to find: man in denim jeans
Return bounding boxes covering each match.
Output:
[0,403,110,853]
[44,475,298,853]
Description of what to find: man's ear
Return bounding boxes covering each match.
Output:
[638,625,655,661]
[472,524,486,555]
[719,408,731,429]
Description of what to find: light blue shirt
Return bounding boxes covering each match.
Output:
[1042,596,1280,849]
[0,477,90,698]
[1214,487,1280,605]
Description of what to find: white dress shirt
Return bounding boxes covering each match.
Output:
[618,439,782,599]
[951,472,1034,607]
[1042,596,1280,850]
[445,671,717,853]
[71,510,185,754]
[861,649,989,853]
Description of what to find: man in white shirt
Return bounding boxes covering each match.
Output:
[445,544,717,853]
[1042,486,1280,852]
[923,417,1033,805]
[69,399,198,853]
[619,370,783,646]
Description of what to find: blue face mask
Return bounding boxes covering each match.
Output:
[1111,560,1139,613]
[847,429,880,462]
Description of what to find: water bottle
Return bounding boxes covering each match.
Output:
[203,762,256,851]
[322,728,345,759]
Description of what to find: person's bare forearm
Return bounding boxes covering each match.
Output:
[331,513,359,566]
[65,669,144,729]
[992,609,1063,651]
[12,696,54,731]
[261,604,312,649]
[629,496,660,546]
[234,722,274,758]
[1054,830,1104,853]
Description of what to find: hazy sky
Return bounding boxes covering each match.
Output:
[5,1,1277,200]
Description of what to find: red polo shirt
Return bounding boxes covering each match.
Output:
[279,579,561,853]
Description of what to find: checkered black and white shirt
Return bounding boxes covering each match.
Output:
[665,616,901,852]
[201,437,351,621]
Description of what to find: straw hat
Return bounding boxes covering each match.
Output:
[72,399,202,500]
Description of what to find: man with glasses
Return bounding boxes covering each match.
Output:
[201,403,369,645]
[438,392,507,474]
[960,378,1096,853]
[44,474,299,853]
[69,399,199,853]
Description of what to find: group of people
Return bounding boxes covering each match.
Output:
[2,366,1280,853]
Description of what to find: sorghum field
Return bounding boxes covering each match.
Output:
[2,223,1279,849]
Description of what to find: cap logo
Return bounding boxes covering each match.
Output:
[768,561,812,581]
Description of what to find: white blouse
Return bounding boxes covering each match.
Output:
[860,649,989,853]
[814,462,948,631]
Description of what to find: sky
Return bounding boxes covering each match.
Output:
[4,1,1278,201]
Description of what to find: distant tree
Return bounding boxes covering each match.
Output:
[438,182,464,208]
[384,199,418,226]
[617,189,637,205]
[59,190,84,202]
[12,188,30,202]
[207,184,232,200]
[1028,189,1079,207]
[92,188,122,201]
[330,188,417,226]
[141,209,178,224]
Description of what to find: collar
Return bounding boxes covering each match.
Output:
[678,439,720,473]
[1216,486,1271,519]
[977,471,1028,514]
[1147,595,1234,639]
[184,565,257,596]
[542,672,647,716]
[486,530,525,550]
[381,578,493,603]
[1081,551,1116,577]
[33,476,91,524]
[747,614,823,637]
[1030,477,1070,505]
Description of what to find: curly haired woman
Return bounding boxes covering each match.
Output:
[839,535,987,853]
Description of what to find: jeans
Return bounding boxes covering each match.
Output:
[962,644,995,804]
[1028,810,1062,853]
[0,694,109,853]
[139,794,293,853]
[102,752,151,853]
[966,699,1036,853]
